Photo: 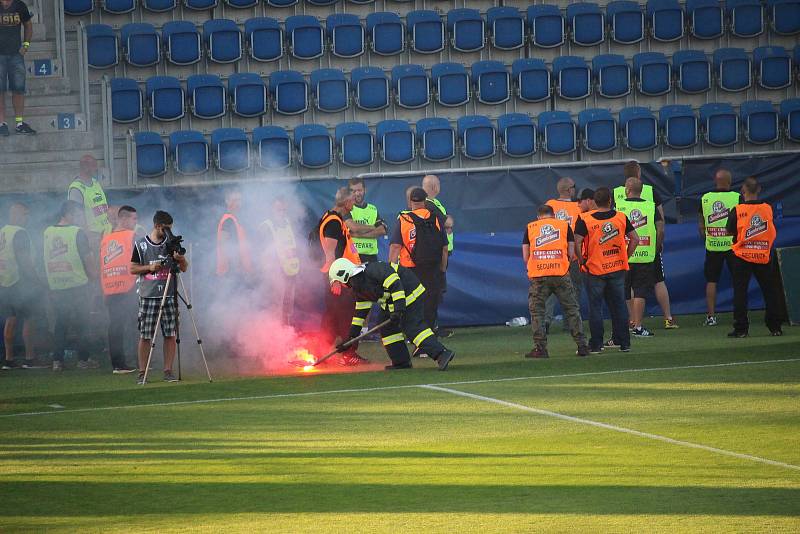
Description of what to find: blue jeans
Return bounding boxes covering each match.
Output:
[0,53,26,94]
[587,270,630,350]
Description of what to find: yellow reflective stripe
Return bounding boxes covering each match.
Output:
[383,273,400,288]
[382,333,405,345]
[406,284,425,305]
[412,328,434,346]
[355,301,372,310]
[351,317,365,327]
[387,303,395,312]
[391,290,406,301]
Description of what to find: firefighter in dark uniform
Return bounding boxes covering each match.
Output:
[328,258,455,371]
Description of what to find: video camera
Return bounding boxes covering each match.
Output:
[163,227,186,256]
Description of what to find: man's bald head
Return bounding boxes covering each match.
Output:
[625,177,643,198]
[556,177,576,199]
[79,154,98,177]
[8,202,29,226]
[335,186,353,208]
[422,174,440,198]
[714,169,732,189]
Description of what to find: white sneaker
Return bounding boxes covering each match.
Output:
[632,327,655,337]
[77,358,100,370]
[704,315,717,326]
[52,361,63,372]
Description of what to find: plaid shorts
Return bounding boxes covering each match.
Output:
[138,297,178,339]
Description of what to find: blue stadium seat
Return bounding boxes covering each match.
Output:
[578,108,617,153]
[142,0,176,12]
[780,98,800,142]
[512,58,551,102]
[498,113,536,157]
[327,14,365,59]
[471,60,510,105]
[726,0,764,38]
[539,111,576,155]
[65,0,94,16]
[553,56,591,100]
[187,74,225,120]
[592,54,630,99]
[110,78,142,123]
[713,48,752,92]
[203,19,241,64]
[266,0,298,7]
[487,7,525,50]
[606,1,645,44]
[457,115,496,160]
[567,2,605,46]
[184,0,218,9]
[86,25,118,69]
[633,52,671,96]
[307,0,337,7]
[212,128,250,173]
[686,0,723,39]
[407,10,445,54]
[336,122,374,167]
[659,105,698,149]
[224,0,258,7]
[286,15,324,60]
[163,21,201,66]
[269,70,308,115]
[527,4,565,48]
[351,66,389,111]
[121,23,160,68]
[146,76,184,121]
[134,132,167,178]
[754,46,792,90]
[740,100,779,144]
[311,68,349,113]
[377,120,415,164]
[294,124,333,168]
[228,72,267,117]
[417,117,455,162]
[253,126,292,169]
[432,63,470,107]
[673,50,711,93]
[391,64,430,109]
[246,17,283,62]
[619,106,658,150]
[103,0,136,15]
[647,0,685,41]
[447,8,485,53]
[767,0,800,35]
[699,103,739,147]
[367,12,404,56]
[169,130,208,175]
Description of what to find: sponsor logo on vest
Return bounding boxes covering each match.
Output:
[50,237,69,259]
[744,215,768,239]
[599,222,620,245]
[708,227,729,237]
[103,240,124,265]
[535,224,560,247]
[629,209,647,229]
[555,210,572,225]
[707,201,729,224]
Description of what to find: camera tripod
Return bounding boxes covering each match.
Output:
[141,259,213,385]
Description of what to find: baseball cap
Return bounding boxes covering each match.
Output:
[409,187,428,202]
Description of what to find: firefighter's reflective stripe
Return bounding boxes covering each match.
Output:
[732,203,776,264]
[382,333,405,346]
[383,273,400,288]
[413,328,434,346]
[391,290,406,301]
[406,284,425,305]
[355,301,372,310]
[351,316,366,327]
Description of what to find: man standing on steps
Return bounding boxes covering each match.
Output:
[0,0,35,136]
[68,155,113,249]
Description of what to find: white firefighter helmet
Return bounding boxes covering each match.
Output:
[328,258,365,285]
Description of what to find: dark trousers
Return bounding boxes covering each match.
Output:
[105,291,138,368]
[731,256,783,333]
[378,300,445,365]
[587,270,630,351]
[321,274,355,344]
[412,264,442,330]
[51,286,91,362]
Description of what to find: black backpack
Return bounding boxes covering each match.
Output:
[403,211,443,266]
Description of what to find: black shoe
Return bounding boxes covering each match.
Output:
[620,346,631,352]
[385,361,413,370]
[113,365,136,374]
[437,328,454,339]
[22,359,50,369]
[1,359,21,370]
[576,345,590,357]
[435,350,455,371]
[163,370,179,382]
[770,329,783,337]
[727,331,748,338]
[589,346,603,354]
[525,346,549,359]
[14,121,36,135]
[0,123,8,136]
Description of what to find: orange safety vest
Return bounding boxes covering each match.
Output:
[318,211,360,272]
[99,230,136,295]
[526,218,571,278]
[545,199,582,230]
[732,203,776,264]
[397,208,441,268]
[216,213,253,275]
[583,211,630,276]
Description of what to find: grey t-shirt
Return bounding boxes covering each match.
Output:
[131,235,174,299]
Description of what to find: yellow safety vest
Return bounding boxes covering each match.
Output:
[44,225,88,290]
[0,225,23,287]
[68,178,112,235]
[260,218,300,276]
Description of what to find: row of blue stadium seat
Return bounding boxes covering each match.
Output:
[133,100,800,176]
[109,48,799,123]
[69,0,800,44]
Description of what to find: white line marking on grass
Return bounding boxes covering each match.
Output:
[0,358,797,419]
[420,384,800,473]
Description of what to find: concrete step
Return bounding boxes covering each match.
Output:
[0,154,104,193]
[0,131,99,161]
[25,76,72,97]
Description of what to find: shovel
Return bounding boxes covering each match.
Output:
[289,318,393,368]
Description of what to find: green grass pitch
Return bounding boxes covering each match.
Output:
[1,313,798,532]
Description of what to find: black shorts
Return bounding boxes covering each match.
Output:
[0,282,38,319]
[704,250,733,283]
[653,251,665,283]
[625,262,656,299]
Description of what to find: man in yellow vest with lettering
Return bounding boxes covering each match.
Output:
[616,178,664,338]
[258,196,300,326]
[523,204,589,358]
[574,188,640,354]
[725,177,783,337]
[699,169,740,326]
[68,155,113,246]
[347,177,388,264]
[100,205,138,373]
[44,201,100,371]
[0,202,47,370]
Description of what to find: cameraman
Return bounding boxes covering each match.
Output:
[130,211,187,384]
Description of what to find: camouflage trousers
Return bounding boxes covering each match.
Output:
[528,273,586,349]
